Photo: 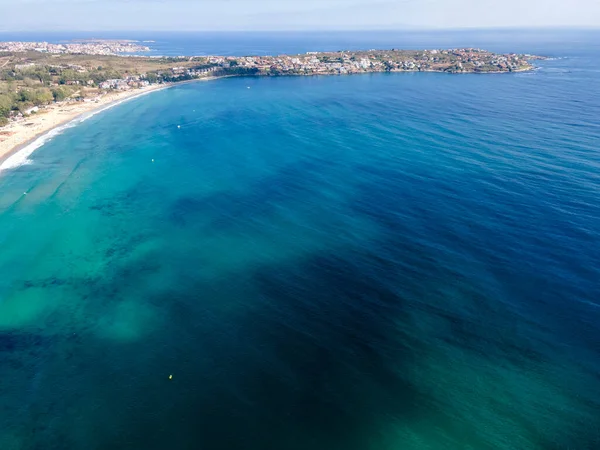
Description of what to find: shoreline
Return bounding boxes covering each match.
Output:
[0,76,227,171]
[0,66,532,171]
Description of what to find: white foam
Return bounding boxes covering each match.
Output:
[0,121,74,172]
[0,87,166,173]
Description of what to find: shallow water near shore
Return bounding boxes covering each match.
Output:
[1,32,600,450]
[0,84,171,171]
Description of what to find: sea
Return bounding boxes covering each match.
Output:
[0,30,599,450]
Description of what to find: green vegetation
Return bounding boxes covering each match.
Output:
[0,57,128,121]
[0,48,536,125]
[0,86,60,119]
[0,76,80,121]
[0,51,213,124]
[0,92,12,118]
[221,67,260,76]
[51,87,70,101]
[145,72,159,84]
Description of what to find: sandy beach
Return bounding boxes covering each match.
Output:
[0,84,168,165]
[0,76,231,170]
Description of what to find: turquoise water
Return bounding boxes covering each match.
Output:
[1,36,600,449]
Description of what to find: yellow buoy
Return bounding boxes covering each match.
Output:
[169,374,173,380]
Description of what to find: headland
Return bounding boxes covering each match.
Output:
[0,45,544,166]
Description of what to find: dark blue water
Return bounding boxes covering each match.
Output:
[2,29,599,56]
[0,30,599,449]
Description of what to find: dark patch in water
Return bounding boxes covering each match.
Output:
[0,331,46,354]
[96,250,423,450]
[89,201,119,217]
[169,196,204,227]
[168,158,335,229]
[22,277,69,290]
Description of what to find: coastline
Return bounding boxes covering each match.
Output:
[0,64,533,172]
[0,84,166,170]
[0,76,226,172]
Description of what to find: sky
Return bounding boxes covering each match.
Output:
[0,0,599,31]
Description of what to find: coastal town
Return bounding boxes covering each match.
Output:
[0,43,541,160]
[0,45,538,120]
[205,48,534,75]
[0,39,150,55]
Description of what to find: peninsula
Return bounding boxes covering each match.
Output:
[0,45,542,164]
[0,39,150,55]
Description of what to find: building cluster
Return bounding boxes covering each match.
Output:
[99,76,150,90]
[207,48,530,74]
[0,40,150,55]
[220,54,381,74]
[84,48,530,90]
[1,48,534,106]
[168,65,220,79]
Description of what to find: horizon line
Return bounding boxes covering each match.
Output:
[1,26,600,34]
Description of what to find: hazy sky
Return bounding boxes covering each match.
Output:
[1,0,599,31]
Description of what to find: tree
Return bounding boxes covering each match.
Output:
[24,67,52,84]
[52,87,69,102]
[0,93,13,118]
[19,89,53,105]
[224,67,259,76]
[35,89,54,104]
[145,72,158,83]
[17,101,34,113]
